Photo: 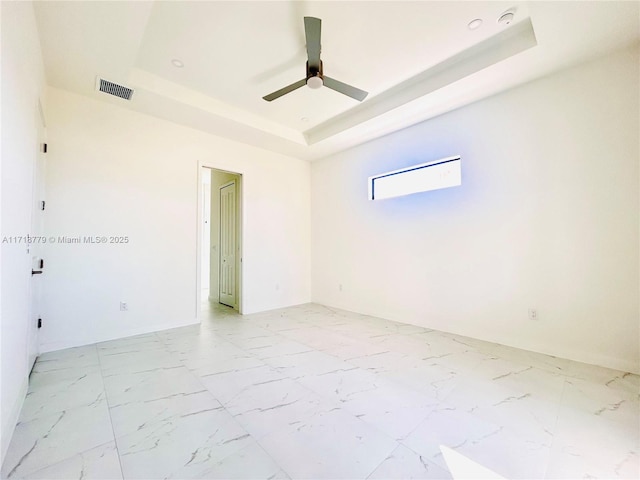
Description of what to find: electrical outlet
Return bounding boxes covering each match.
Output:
[528,308,537,320]
[120,302,128,311]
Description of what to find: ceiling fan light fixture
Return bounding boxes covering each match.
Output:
[307,76,323,90]
[262,17,368,102]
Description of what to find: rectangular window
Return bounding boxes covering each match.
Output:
[368,156,461,200]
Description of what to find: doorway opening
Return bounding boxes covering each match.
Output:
[198,167,243,317]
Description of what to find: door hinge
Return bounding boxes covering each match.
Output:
[41,200,46,211]
[37,318,42,329]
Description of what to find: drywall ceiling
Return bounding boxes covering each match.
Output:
[33,1,639,161]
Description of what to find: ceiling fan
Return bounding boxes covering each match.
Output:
[262,17,368,102]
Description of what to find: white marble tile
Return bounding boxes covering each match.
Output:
[218,375,307,415]
[99,348,182,377]
[163,336,242,357]
[360,405,438,442]
[439,445,506,480]
[183,350,267,378]
[109,390,220,437]
[4,303,638,480]
[102,366,206,406]
[247,339,314,360]
[410,332,474,357]
[23,441,122,480]
[220,326,277,344]
[344,350,424,374]
[174,340,247,364]
[321,339,392,362]
[201,320,256,335]
[367,444,452,479]
[263,350,355,378]
[225,332,288,350]
[475,343,570,376]
[321,320,395,338]
[179,439,288,479]
[559,376,640,425]
[401,404,502,469]
[603,371,640,394]
[116,404,253,479]
[456,423,552,479]
[1,400,114,478]
[259,408,398,479]
[381,362,461,400]
[159,324,226,341]
[367,333,435,358]
[20,367,105,422]
[336,378,439,440]
[97,332,164,355]
[197,364,286,405]
[560,359,640,387]
[296,366,381,404]
[402,405,551,479]
[427,348,498,374]
[487,363,565,397]
[278,326,355,351]
[248,312,313,333]
[471,355,539,381]
[546,408,639,479]
[443,376,560,445]
[222,377,337,439]
[32,345,99,373]
[155,323,204,340]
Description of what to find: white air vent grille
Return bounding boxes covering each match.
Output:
[98,78,134,100]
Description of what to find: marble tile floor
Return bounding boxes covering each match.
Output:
[2,303,638,479]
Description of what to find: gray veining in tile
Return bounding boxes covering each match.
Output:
[2,302,638,479]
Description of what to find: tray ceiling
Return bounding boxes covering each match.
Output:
[34,1,640,160]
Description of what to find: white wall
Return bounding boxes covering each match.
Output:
[0,1,46,462]
[311,46,640,374]
[40,87,311,353]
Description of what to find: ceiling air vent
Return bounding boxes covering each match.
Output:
[97,78,134,100]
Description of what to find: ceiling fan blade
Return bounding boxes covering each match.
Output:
[323,76,368,101]
[304,17,321,69]
[262,79,307,102]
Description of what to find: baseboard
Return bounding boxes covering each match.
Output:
[38,317,200,354]
[1,375,28,469]
[311,301,640,375]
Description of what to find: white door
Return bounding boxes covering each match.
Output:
[27,104,47,372]
[219,182,236,307]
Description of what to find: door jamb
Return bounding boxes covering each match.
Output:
[196,161,244,320]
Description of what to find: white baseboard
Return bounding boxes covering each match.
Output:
[1,375,28,468]
[39,317,200,354]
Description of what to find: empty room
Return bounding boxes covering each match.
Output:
[1,1,638,479]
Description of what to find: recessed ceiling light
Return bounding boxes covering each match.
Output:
[171,59,184,68]
[498,11,515,25]
[468,18,483,30]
